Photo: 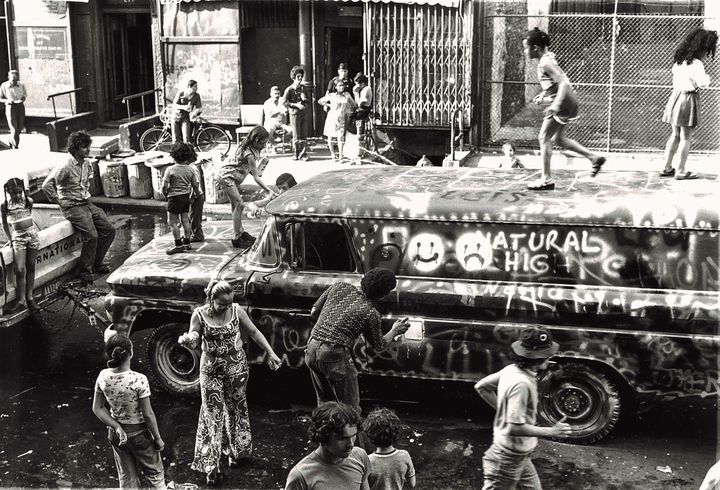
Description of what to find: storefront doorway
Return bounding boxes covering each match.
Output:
[103,12,153,121]
[324,27,363,89]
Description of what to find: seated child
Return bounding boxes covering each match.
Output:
[500,142,524,169]
[363,407,416,490]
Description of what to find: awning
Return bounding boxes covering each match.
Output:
[327,0,460,6]
[169,0,459,6]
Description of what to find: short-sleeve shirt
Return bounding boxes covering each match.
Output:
[368,449,415,490]
[0,81,26,103]
[94,369,151,424]
[492,364,539,454]
[285,447,370,490]
[283,85,306,115]
[671,59,710,92]
[161,163,201,198]
[175,90,202,113]
[310,282,385,351]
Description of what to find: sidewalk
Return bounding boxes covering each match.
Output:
[8,128,720,223]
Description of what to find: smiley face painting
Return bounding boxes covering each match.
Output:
[409,232,445,273]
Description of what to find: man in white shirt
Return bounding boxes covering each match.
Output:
[0,70,26,148]
[263,86,292,143]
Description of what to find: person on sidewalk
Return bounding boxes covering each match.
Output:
[263,86,292,144]
[318,79,356,161]
[283,66,309,161]
[523,28,605,190]
[172,79,202,144]
[285,402,371,490]
[0,70,26,149]
[305,268,410,419]
[161,142,203,255]
[189,155,205,243]
[474,325,574,490]
[42,130,116,283]
[325,62,354,98]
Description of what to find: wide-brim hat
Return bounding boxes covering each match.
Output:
[511,326,559,359]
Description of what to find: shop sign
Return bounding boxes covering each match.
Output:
[41,0,67,15]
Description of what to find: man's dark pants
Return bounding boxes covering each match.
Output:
[62,202,116,273]
[6,103,24,148]
[305,338,361,414]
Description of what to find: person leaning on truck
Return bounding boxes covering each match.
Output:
[305,268,410,419]
[42,130,116,283]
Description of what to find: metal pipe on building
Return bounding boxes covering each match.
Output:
[298,1,314,135]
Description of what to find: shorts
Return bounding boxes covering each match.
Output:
[218,167,249,190]
[167,193,191,215]
[11,225,40,251]
[662,91,699,127]
[545,89,579,125]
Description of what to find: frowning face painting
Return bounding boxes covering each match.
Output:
[455,231,493,272]
[409,232,445,273]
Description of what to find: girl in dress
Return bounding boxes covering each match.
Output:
[178,279,282,485]
[319,79,356,161]
[660,28,717,180]
[1,178,40,312]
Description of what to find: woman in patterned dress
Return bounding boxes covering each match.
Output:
[178,280,282,485]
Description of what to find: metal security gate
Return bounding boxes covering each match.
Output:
[366,0,473,128]
[481,1,720,153]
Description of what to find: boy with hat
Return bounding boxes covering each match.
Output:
[474,325,573,489]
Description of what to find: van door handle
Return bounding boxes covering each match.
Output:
[403,318,425,341]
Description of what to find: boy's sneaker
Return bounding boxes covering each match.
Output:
[166,245,185,255]
[231,232,256,249]
[182,238,192,251]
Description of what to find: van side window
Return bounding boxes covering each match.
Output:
[245,217,279,268]
[286,222,355,272]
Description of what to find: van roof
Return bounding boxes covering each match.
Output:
[266,167,719,230]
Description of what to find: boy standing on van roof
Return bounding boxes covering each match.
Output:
[474,326,573,490]
[305,268,410,419]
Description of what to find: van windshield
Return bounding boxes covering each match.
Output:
[245,217,279,268]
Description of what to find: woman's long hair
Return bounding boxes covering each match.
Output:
[105,334,133,369]
[238,126,269,156]
[3,178,29,209]
[674,28,718,64]
[204,279,234,304]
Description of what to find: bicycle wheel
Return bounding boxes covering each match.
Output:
[140,127,173,152]
[196,126,231,156]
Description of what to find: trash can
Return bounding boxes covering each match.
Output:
[88,158,103,196]
[124,158,153,199]
[98,159,129,198]
[201,159,228,204]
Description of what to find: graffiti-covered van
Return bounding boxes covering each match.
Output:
[105,166,719,444]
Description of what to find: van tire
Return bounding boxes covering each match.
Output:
[537,362,621,444]
[146,322,200,397]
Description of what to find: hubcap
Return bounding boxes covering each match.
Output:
[164,342,198,378]
[554,383,593,420]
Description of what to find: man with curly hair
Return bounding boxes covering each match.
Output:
[42,130,116,283]
[285,402,370,490]
[305,268,410,418]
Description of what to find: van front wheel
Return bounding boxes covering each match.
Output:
[538,362,621,444]
[146,322,200,397]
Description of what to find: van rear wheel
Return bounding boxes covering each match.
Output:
[538,362,621,444]
[146,322,200,397]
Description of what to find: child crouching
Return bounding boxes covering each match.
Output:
[363,407,416,490]
[162,142,203,255]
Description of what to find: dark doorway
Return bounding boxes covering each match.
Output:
[324,27,363,91]
[104,13,154,120]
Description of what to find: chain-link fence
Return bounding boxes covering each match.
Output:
[480,3,720,153]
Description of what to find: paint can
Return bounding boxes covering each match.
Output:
[98,159,129,198]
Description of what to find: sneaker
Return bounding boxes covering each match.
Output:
[240,231,256,243]
[93,264,111,275]
[190,236,205,243]
[527,179,555,191]
[166,245,185,255]
[231,235,255,249]
[27,299,40,311]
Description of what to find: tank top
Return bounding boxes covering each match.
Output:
[5,199,33,230]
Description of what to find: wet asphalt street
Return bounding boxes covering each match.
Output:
[0,211,717,489]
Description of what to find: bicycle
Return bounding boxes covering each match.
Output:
[354,111,417,165]
[139,106,232,157]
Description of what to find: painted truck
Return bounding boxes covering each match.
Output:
[0,205,83,325]
[105,166,718,444]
